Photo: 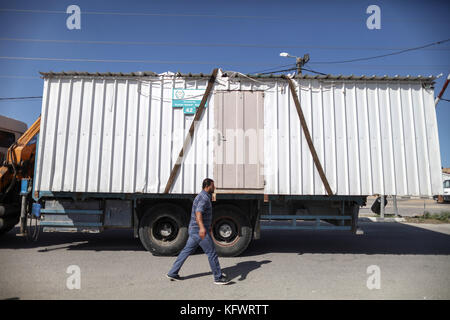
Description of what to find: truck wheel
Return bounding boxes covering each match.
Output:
[0,203,20,217]
[138,203,189,256]
[0,216,19,236]
[0,204,20,236]
[211,205,252,257]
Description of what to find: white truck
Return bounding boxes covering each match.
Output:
[443,179,450,202]
[2,69,443,256]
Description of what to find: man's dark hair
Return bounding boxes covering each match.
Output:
[202,178,214,189]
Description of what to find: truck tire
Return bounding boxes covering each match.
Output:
[0,216,19,236]
[211,205,252,257]
[138,203,189,256]
[0,203,20,217]
[371,196,388,214]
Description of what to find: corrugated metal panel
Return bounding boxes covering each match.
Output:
[35,70,442,196]
[36,75,214,195]
[262,78,442,196]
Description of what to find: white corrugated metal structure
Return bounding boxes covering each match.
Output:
[35,69,443,197]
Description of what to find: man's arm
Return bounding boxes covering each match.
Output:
[195,211,207,240]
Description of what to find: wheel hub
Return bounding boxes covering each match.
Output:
[218,223,233,239]
[159,223,173,237]
[152,217,179,241]
[213,218,238,243]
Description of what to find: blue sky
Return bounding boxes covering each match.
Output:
[0,0,449,166]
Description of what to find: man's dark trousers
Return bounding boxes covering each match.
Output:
[167,231,222,281]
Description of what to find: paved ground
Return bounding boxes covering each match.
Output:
[360,196,450,217]
[1,220,449,300]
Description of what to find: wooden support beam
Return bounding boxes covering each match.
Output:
[164,68,219,193]
[283,75,334,196]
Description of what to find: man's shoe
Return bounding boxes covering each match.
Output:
[214,274,231,285]
[166,274,182,281]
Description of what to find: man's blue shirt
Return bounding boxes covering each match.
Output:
[189,190,213,233]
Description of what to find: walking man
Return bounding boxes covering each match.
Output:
[167,178,230,285]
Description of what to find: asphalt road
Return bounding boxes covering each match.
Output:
[1,221,449,300]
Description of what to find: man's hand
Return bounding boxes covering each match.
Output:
[196,211,207,240]
[199,227,206,240]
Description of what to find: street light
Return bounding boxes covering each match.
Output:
[279,52,310,74]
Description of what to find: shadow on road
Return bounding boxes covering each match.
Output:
[0,222,449,255]
[242,222,450,257]
[181,260,271,283]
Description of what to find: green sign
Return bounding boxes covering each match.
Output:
[172,89,208,114]
[183,105,197,114]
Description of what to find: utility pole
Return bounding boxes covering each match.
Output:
[435,74,449,204]
[280,52,310,75]
[296,54,310,74]
[380,195,385,220]
[435,74,449,107]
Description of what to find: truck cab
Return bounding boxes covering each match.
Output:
[444,180,450,202]
[0,115,27,164]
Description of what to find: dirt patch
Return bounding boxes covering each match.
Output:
[403,211,450,224]
[403,217,447,224]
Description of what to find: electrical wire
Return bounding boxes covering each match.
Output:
[2,37,450,51]
[255,67,297,75]
[301,67,327,75]
[250,63,296,75]
[0,8,446,25]
[0,55,286,67]
[253,66,327,76]
[310,38,450,64]
[0,96,42,101]
[0,75,40,79]
[0,8,281,20]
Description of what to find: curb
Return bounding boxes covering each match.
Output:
[359,217,406,223]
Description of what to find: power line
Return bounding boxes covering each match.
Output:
[0,8,278,19]
[0,75,40,79]
[317,64,450,70]
[310,38,450,64]
[0,96,42,101]
[256,67,297,75]
[251,63,297,74]
[0,8,445,24]
[3,55,447,69]
[301,67,327,75]
[0,56,279,67]
[253,66,327,76]
[2,37,450,51]
[252,62,449,75]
